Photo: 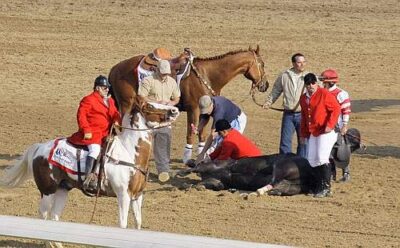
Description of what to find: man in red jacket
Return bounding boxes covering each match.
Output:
[208,119,262,162]
[68,75,121,189]
[300,73,340,197]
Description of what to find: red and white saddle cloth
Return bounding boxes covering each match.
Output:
[48,139,89,175]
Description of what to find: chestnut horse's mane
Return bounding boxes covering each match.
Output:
[195,48,253,61]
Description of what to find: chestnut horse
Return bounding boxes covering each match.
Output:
[0,96,179,237]
[109,46,268,162]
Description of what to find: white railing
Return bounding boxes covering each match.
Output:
[0,215,290,248]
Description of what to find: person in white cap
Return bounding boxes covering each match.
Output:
[138,47,173,82]
[138,60,181,182]
[194,95,247,165]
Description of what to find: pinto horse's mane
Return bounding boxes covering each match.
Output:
[195,48,253,61]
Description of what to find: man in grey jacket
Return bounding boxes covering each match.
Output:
[263,53,308,158]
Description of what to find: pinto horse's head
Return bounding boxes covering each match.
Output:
[244,45,269,93]
[131,96,179,128]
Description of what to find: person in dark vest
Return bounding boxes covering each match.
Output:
[68,75,121,190]
[194,95,247,165]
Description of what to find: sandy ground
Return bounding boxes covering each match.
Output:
[0,0,399,247]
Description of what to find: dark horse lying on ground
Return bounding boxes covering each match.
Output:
[182,154,316,196]
[179,128,362,196]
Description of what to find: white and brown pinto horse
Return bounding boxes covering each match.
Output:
[0,96,179,231]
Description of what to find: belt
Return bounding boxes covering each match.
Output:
[283,109,301,114]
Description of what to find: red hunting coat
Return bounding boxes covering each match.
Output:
[68,91,120,145]
[300,88,341,138]
[209,129,262,160]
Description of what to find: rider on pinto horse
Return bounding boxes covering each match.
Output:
[68,75,121,191]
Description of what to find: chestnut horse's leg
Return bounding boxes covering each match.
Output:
[113,80,136,114]
[183,106,209,163]
[131,193,143,229]
[183,108,196,163]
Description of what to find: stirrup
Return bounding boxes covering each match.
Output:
[83,174,98,192]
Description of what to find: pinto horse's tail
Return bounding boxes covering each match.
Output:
[0,144,38,188]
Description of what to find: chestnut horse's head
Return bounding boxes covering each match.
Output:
[244,45,269,93]
[130,96,179,128]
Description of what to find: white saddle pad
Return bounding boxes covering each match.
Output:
[48,139,89,175]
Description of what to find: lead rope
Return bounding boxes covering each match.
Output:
[252,74,305,112]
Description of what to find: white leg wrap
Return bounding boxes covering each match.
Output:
[257,184,273,196]
[182,144,193,164]
[197,142,205,155]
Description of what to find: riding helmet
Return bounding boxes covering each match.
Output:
[94,75,110,88]
[320,69,339,83]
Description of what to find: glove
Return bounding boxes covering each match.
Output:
[84,133,92,140]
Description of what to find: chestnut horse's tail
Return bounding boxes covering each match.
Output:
[0,144,38,188]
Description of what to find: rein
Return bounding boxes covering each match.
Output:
[252,74,306,112]
[106,155,149,176]
[188,58,217,96]
[247,51,277,110]
[117,123,171,131]
[189,50,265,98]
[89,124,115,224]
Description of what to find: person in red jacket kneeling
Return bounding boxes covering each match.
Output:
[209,119,262,162]
[68,75,121,190]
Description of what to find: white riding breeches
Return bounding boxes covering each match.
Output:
[230,112,247,134]
[87,144,101,159]
[307,130,337,167]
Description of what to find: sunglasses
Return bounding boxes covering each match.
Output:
[305,81,317,86]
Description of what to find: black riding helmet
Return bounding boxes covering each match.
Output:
[93,75,110,89]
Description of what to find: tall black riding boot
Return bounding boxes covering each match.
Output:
[312,166,324,196]
[83,156,97,190]
[314,163,331,198]
[323,163,332,196]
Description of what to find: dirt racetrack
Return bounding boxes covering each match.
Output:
[0,0,399,247]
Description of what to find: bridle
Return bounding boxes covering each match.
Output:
[127,103,175,130]
[246,51,273,108]
[246,51,266,93]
